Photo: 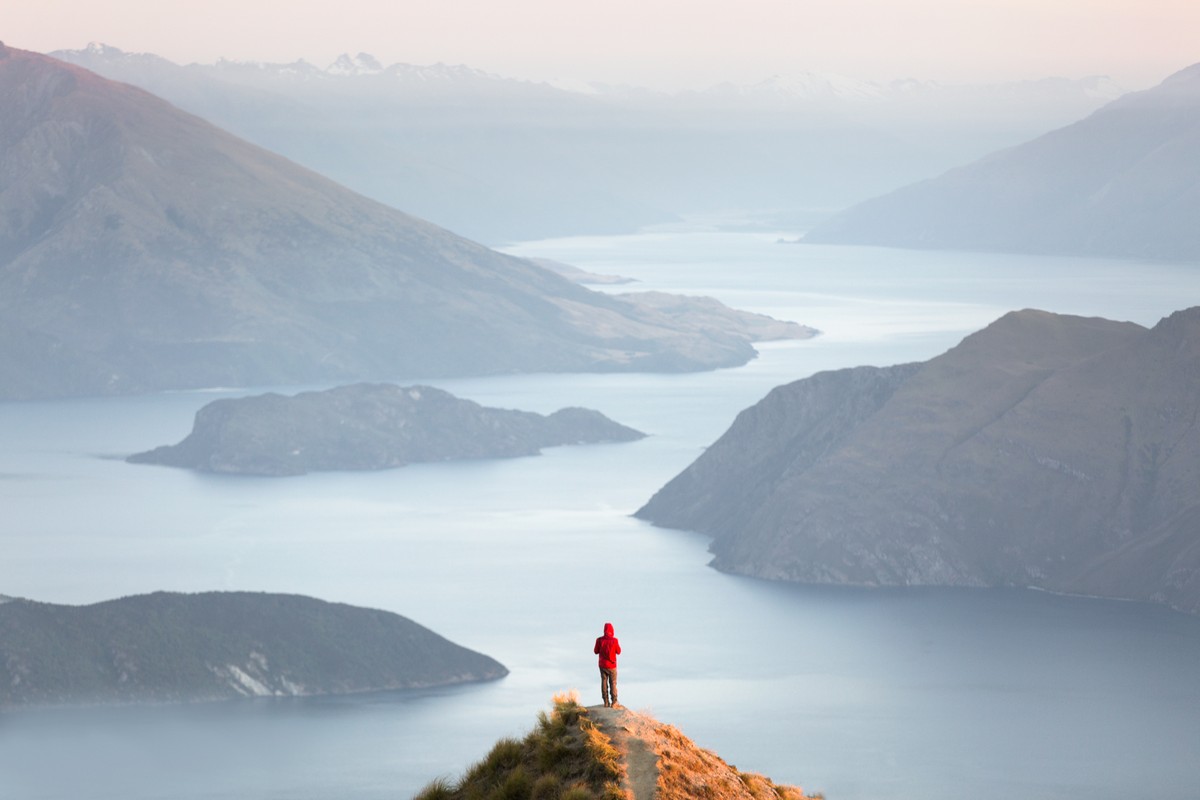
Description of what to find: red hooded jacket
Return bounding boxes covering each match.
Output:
[594,622,621,669]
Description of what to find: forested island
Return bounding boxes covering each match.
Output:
[0,591,507,707]
[128,382,646,476]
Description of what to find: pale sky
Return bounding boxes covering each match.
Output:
[6,0,1199,90]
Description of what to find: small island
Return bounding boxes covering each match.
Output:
[128,382,646,476]
[0,591,507,708]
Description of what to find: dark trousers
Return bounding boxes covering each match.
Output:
[599,667,617,706]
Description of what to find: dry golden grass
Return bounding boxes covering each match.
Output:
[413,692,628,800]
[414,692,819,800]
[625,718,818,800]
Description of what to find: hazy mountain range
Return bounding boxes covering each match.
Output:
[0,45,809,400]
[50,43,1124,242]
[128,382,645,476]
[806,61,1200,261]
[0,591,506,707]
[638,307,1200,616]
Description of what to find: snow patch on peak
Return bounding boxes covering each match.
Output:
[381,61,505,84]
[84,41,121,56]
[327,52,384,76]
[1079,75,1124,101]
[67,42,170,65]
[211,57,323,79]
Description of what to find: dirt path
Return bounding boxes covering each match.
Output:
[588,706,659,800]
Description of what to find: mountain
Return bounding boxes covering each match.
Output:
[0,591,507,707]
[413,693,817,800]
[127,382,645,476]
[637,307,1200,616]
[804,62,1200,261]
[687,71,1122,114]
[0,45,808,401]
[50,44,1122,242]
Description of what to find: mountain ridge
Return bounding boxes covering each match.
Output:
[0,45,807,400]
[47,42,1122,242]
[804,60,1200,260]
[637,307,1200,615]
[61,42,1123,107]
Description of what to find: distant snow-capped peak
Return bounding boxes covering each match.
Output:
[72,41,174,66]
[83,41,122,58]
[1079,75,1125,101]
[50,44,1125,106]
[211,56,324,79]
[747,72,886,100]
[382,62,504,84]
[326,52,384,76]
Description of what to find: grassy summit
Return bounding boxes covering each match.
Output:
[416,692,818,800]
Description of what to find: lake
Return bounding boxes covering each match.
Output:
[2,233,1200,800]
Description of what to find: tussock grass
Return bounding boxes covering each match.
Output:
[651,722,818,800]
[414,691,820,800]
[413,691,628,800]
[413,777,455,800]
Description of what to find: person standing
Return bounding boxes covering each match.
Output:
[594,621,621,708]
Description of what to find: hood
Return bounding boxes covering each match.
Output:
[603,622,614,637]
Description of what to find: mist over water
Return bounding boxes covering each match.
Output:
[3,233,1200,800]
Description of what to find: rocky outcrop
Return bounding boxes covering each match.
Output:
[127,382,645,475]
[637,307,1200,615]
[0,591,507,707]
[0,47,813,400]
[805,62,1200,261]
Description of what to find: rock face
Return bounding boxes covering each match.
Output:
[805,62,1200,261]
[637,308,1200,615]
[127,382,645,475]
[0,46,809,401]
[0,591,508,707]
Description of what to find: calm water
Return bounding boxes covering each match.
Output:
[2,234,1200,800]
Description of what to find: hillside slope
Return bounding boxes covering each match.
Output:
[0,44,806,400]
[637,308,1200,615]
[414,693,817,800]
[805,62,1200,260]
[0,591,507,707]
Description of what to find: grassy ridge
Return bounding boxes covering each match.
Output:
[416,693,821,800]
[416,693,626,800]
